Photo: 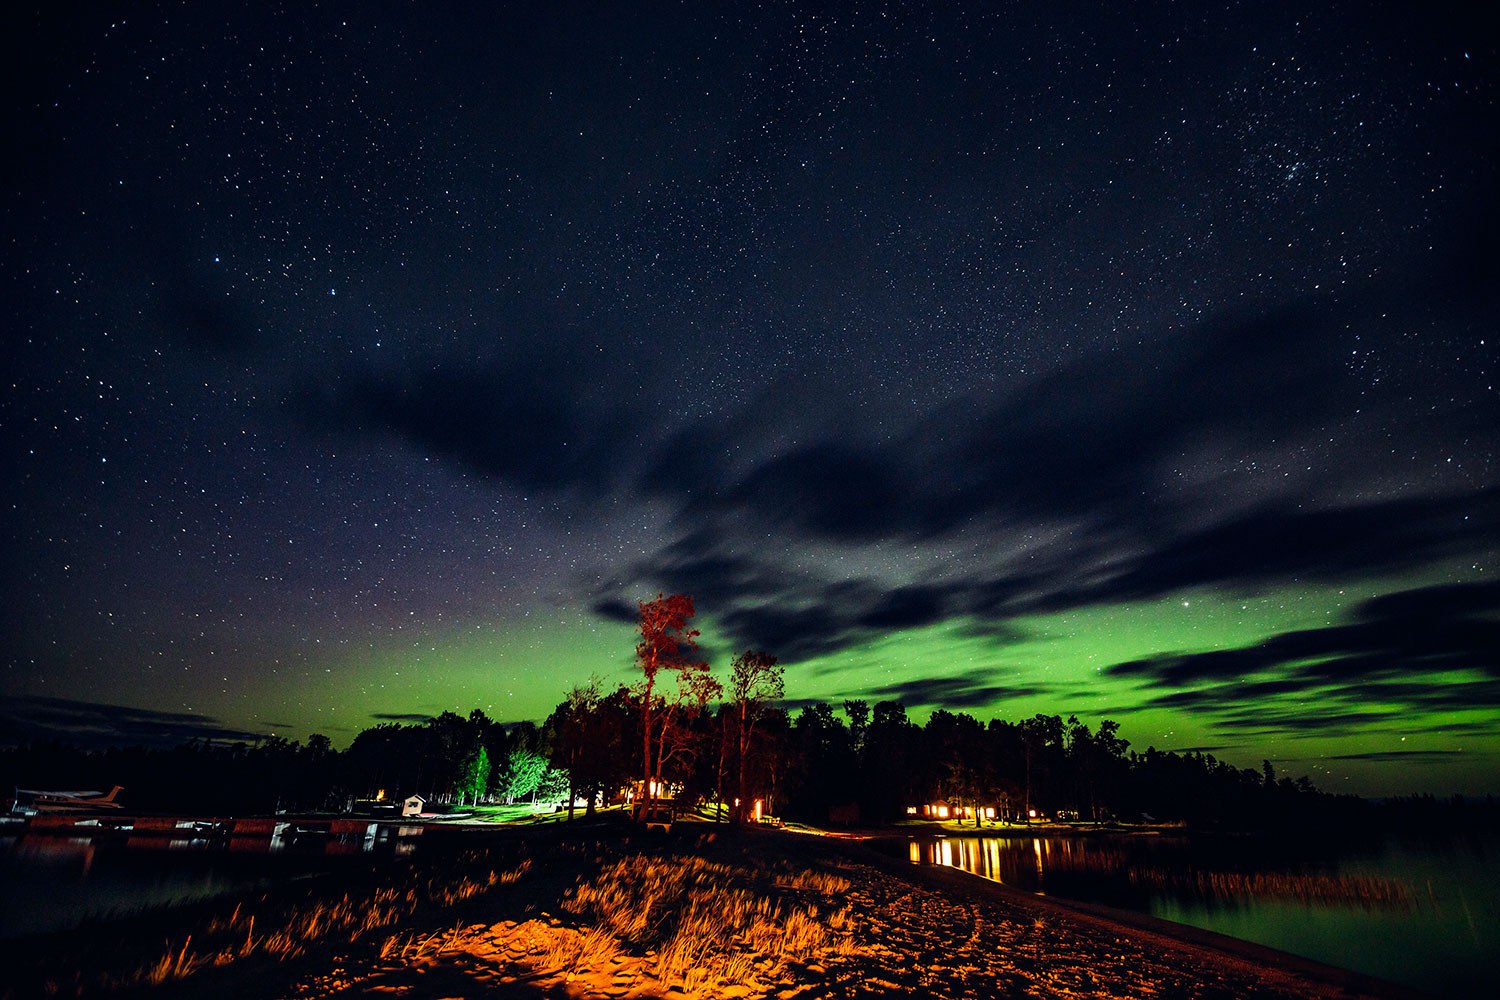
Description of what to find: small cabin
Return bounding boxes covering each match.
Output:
[912,801,998,822]
[402,795,426,818]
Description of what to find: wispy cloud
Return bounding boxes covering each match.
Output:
[0,697,269,749]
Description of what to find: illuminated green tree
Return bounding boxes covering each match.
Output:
[502,747,548,803]
[458,745,491,806]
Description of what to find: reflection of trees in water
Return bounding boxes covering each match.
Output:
[914,836,1413,910]
[1126,867,1412,909]
[1029,838,1414,909]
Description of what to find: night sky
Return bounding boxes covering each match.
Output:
[4,3,1497,797]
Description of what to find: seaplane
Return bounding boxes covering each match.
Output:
[10,785,125,814]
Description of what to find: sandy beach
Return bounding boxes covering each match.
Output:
[2,824,1427,1000]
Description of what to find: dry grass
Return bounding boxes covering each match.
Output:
[124,858,533,989]
[24,834,865,998]
[563,853,855,993]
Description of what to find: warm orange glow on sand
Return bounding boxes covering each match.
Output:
[11,832,1371,999]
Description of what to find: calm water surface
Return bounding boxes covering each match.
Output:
[898,830,1499,996]
[0,829,413,940]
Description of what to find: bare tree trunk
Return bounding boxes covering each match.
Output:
[641,684,654,813]
[715,714,729,824]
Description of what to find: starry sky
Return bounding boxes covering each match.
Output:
[4,2,1497,796]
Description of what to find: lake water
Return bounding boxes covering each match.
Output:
[9,824,1496,995]
[896,830,1500,996]
[0,827,418,940]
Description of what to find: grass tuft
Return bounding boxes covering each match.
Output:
[563,852,854,993]
[122,859,533,988]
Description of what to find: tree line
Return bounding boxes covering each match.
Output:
[2,594,1357,828]
[0,698,1348,828]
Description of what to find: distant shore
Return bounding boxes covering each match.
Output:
[1,817,1428,999]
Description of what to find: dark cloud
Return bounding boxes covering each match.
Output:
[1156,677,1500,719]
[1142,678,1314,707]
[639,571,1009,664]
[638,534,811,610]
[715,444,904,542]
[591,592,728,663]
[368,712,438,723]
[1159,745,1238,755]
[632,300,1356,547]
[591,598,639,625]
[604,537,877,660]
[1138,677,1500,741]
[343,295,1390,581]
[1057,489,1500,607]
[603,526,1050,663]
[937,303,1347,529]
[1359,579,1500,623]
[594,305,1493,670]
[307,351,643,494]
[1326,749,1471,762]
[856,585,950,630]
[320,287,1492,683]
[716,601,854,663]
[862,674,1051,710]
[1363,680,1500,711]
[1109,579,1500,690]
[603,486,1496,669]
[1101,581,1500,738]
[1212,708,1398,736]
[347,368,614,491]
[0,696,268,749]
[951,616,1033,644]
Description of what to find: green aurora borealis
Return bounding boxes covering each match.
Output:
[211,566,1497,798]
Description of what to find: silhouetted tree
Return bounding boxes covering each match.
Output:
[729,649,783,822]
[1020,714,1066,820]
[926,710,991,826]
[546,679,601,819]
[844,699,870,757]
[863,701,920,822]
[653,659,721,800]
[787,702,854,819]
[0,688,1356,831]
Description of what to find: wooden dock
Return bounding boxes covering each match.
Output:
[10,813,423,852]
